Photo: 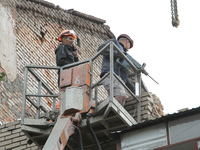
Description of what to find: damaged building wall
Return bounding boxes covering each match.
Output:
[0,2,21,124]
[0,3,17,82]
[0,0,114,124]
[125,91,164,122]
[0,0,165,149]
[0,120,39,150]
[0,0,164,125]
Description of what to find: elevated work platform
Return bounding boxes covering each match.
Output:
[21,41,145,149]
[21,118,51,147]
[21,97,137,149]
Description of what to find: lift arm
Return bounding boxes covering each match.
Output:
[43,113,82,150]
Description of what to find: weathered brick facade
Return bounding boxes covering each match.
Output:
[0,0,164,149]
[0,120,39,150]
[0,0,114,124]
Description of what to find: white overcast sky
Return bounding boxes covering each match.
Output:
[46,0,200,114]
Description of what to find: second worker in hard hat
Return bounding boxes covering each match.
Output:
[97,34,134,106]
[55,30,79,87]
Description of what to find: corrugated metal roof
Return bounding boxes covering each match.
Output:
[119,106,200,134]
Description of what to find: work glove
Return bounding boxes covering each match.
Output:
[71,45,78,57]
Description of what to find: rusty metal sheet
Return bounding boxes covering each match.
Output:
[60,68,72,88]
[71,63,90,87]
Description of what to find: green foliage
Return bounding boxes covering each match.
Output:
[0,72,6,81]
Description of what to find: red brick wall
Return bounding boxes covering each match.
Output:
[0,0,164,149]
[0,0,114,124]
[0,120,39,150]
[0,0,164,125]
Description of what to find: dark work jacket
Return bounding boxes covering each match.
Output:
[55,44,78,86]
[97,38,129,83]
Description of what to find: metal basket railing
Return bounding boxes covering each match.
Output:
[21,41,143,124]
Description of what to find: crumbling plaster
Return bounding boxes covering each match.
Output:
[0,4,17,82]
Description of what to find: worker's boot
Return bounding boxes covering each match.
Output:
[114,95,126,106]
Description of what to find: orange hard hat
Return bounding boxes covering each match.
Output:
[58,30,76,42]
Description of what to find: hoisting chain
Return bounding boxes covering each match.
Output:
[170,0,180,27]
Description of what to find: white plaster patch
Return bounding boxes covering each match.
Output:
[0,4,17,82]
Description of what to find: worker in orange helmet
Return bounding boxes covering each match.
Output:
[55,30,79,86]
[55,30,79,109]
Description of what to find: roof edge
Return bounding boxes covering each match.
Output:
[118,106,200,135]
[28,0,55,8]
[68,9,106,24]
[27,0,106,24]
